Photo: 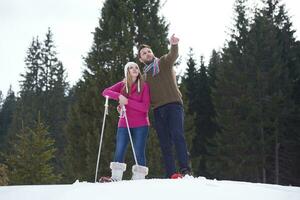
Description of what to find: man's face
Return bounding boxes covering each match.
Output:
[139,47,155,64]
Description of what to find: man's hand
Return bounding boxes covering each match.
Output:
[118,95,128,105]
[170,34,179,45]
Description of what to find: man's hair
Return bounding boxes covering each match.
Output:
[137,44,151,58]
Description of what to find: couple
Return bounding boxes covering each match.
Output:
[100,34,192,182]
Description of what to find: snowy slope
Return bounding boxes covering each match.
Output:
[1,177,300,200]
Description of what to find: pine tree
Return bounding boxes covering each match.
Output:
[268,0,300,185]
[8,29,68,181]
[64,0,136,182]
[239,0,299,185]
[207,50,221,88]
[193,57,217,177]
[13,37,43,131]
[207,0,300,185]
[178,82,196,174]
[263,0,300,186]
[0,87,16,152]
[182,48,199,112]
[180,49,199,171]
[181,49,219,177]
[207,0,261,182]
[5,115,61,185]
[40,29,69,171]
[64,0,169,181]
[13,29,68,131]
[21,37,43,93]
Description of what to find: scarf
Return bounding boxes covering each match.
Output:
[143,57,160,77]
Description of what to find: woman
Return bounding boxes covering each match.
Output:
[100,62,150,182]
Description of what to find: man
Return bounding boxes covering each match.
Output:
[138,34,192,178]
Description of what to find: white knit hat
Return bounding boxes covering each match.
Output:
[124,62,141,93]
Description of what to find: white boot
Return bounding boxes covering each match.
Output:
[131,165,149,180]
[110,162,127,181]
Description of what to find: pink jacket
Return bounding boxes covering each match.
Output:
[102,81,150,128]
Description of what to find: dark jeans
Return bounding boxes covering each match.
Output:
[114,126,149,166]
[154,103,190,178]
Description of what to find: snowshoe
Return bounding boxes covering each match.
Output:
[99,176,116,183]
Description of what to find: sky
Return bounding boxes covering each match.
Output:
[0,177,300,200]
[0,0,300,97]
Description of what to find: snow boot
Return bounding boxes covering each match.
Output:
[131,165,148,180]
[110,162,127,181]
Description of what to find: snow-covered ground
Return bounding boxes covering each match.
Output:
[1,177,300,200]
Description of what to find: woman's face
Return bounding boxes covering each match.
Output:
[128,64,140,79]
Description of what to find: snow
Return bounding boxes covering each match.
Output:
[1,177,300,200]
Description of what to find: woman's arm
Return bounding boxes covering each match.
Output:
[101,81,123,100]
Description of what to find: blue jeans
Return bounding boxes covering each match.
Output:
[114,126,149,166]
[154,103,190,178]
